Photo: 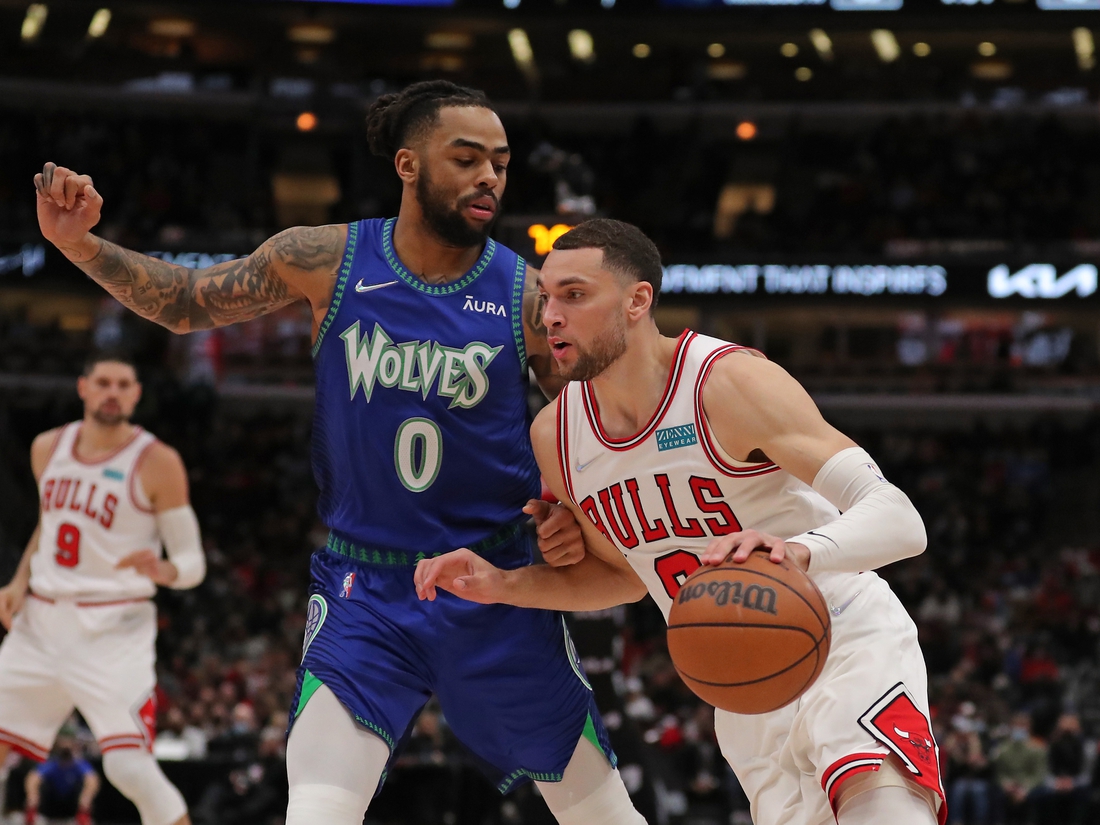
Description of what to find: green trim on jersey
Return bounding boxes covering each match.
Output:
[381,218,496,296]
[312,221,360,359]
[511,257,528,374]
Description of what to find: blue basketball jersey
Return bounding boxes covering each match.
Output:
[310,218,541,558]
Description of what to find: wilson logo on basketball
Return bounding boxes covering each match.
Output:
[676,579,779,616]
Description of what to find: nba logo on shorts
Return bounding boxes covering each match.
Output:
[341,572,356,599]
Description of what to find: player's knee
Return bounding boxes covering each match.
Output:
[285,783,371,825]
[101,749,187,825]
[543,768,646,825]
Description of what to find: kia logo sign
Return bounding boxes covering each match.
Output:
[987,264,1098,299]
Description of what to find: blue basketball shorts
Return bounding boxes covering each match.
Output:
[289,524,615,794]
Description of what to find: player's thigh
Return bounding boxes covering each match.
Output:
[0,604,75,759]
[64,602,159,750]
[714,706,833,825]
[793,581,943,814]
[433,601,604,789]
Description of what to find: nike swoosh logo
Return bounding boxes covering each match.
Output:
[830,590,861,617]
[807,530,840,549]
[355,279,398,294]
[574,456,599,473]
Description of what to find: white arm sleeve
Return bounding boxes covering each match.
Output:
[155,505,206,589]
[787,447,927,574]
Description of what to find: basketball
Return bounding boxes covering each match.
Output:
[667,551,831,715]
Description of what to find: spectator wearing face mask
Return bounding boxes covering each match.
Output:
[24,734,100,825]
[991,712,1046,825]
[1036,713,1088,824]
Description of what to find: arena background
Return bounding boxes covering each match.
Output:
[2,0,1100,823]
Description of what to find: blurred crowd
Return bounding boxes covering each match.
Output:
[3,109,1100,260]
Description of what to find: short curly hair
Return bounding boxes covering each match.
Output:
[552,219,664,309]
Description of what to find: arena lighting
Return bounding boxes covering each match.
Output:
[21,4,48,42]
[633,43,651,58]
[708,43,726,58]
[736,121,757,140]
[288,23,335,45]
[1073,28,1095,70]
[508,28,537,76]
[149,18,196,38]
[871,30,901,63]
[296,112,318,132]
[87,8,111,39]
[809,29,834,61]
[978,41,997,57]
[568,29,595,63]
[503,0,520,8]
[601,0,616,7]
[913,41,931,57]
[780,42,799,58]
[795,67,813,81]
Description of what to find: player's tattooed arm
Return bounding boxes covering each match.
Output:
[522,264,567,399]
[71,227,341,332]
[34,163,344,333]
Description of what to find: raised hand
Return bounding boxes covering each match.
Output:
[34,163,103,258]
[524,498,585,566]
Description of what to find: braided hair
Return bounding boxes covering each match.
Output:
[366,80,493,159]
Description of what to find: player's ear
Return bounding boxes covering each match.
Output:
[394,148,419,186]
[626,280,653,322]
[76,375,89,401]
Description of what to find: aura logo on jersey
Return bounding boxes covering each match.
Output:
[340,321,502,409]
[677,579,779,615]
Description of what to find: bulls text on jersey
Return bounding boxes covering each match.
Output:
[40,477,119,529]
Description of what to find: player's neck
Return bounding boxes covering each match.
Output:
[392,206,485,285]
[77,418,136,459]
[588,331,678,439]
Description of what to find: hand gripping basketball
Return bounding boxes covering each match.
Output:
[700,528,810,572]
[667,550,831,715]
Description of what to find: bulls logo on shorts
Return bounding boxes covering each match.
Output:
[858,683,944,797]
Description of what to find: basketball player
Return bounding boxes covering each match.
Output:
[0,352,204,825]
[415,219,948,825]
[32,82,645,825]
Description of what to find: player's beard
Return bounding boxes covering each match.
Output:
[561,316,628,382]
[416,165,498,249]
[92,403,128,426]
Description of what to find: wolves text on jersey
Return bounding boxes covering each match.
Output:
[340,321,501,409]
[578,474,742,550]
[40,477,118,529]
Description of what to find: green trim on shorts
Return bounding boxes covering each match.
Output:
[497,767,565,795]
[324,522,524,568]
[295,669,324,718]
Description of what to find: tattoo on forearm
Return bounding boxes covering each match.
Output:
[73,225,342,332]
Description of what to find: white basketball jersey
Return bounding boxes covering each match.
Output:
[558,331,873,620]
[31,422,162,601]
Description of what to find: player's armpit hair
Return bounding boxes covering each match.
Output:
[789,447,927,575]
[366,80,492,159]
[156,506,205,589]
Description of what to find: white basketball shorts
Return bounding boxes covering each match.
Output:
[0,594,158,760]
[713,574,946,825]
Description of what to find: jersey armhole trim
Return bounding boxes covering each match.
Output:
[694,346,780,478]
[557,387,577,505]
[311,221,359,359]
[38,423,70,478]
[128,440,158,514]
[512,256,528,374]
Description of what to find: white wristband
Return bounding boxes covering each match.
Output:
[788,447,927,574]
[155,506,206,589]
